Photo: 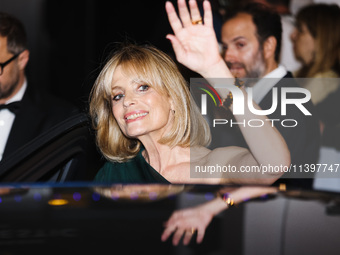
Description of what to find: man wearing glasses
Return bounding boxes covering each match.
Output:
[0,12,79,162]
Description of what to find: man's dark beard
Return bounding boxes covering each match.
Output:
[226,62,245,71]
[225,62,260,87]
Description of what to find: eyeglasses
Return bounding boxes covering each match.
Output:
[0,53,21,75]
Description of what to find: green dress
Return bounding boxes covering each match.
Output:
[94,150,170,184]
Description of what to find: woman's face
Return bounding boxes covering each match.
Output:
[110,65,174,141]
[291,22,316,65]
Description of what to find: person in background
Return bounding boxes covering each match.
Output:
[291,3,340,105]
[211,2,320,186]
[248,0,301,72]
[0,12,79,162]
[290,3,340,165]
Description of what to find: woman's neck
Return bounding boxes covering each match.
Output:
[140,139,189,174]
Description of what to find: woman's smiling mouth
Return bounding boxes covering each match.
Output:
[124,111,149,122]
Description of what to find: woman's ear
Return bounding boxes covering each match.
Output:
[18,49,29,70]
[263,36,277,60]
[169,98,175,114]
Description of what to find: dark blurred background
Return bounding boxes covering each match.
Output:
[0,0,245,109]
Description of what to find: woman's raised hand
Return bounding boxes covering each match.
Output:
[165,0,228,77]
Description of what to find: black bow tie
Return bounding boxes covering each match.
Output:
[0,101,21,114]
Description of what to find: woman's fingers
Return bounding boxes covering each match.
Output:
[172,228,186,246]
[161,224,177,242]
[196,226,206,244]
[166,34,185,63]
[165,1,183,35]
[189,0,202,24]
[203,0,213,28]
[162,225,206,245]
[167,0,210,30]
[182,229,194,245]
[178,0,192,27]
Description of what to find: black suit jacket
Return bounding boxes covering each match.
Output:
[207,72,320,185]
[2,85,80,160]
[315,86,340,150]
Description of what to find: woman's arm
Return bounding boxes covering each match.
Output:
[165,0,290,182]
[161,186,278,245]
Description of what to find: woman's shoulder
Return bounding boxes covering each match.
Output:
[313,70,339,78]
[94,161,119,182]
[305,70,340,104]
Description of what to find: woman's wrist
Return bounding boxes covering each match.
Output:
[203,195,233,217]
[199,58,233,79]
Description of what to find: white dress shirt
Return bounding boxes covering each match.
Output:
[0,81,27,161]
[246,65,288,104]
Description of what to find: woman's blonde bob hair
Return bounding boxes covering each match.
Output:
[89,43,211,162]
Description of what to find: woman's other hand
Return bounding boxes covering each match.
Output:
[161,203,214,245]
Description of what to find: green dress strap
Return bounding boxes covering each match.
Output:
[94,149,170,184]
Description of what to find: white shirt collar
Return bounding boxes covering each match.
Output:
[246,65,287,104]
[263,65,287,79]
[0,80,27,161]
[6,79,27,104]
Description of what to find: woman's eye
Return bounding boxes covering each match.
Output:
[138,84,149,91]
[112,94,124,101]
